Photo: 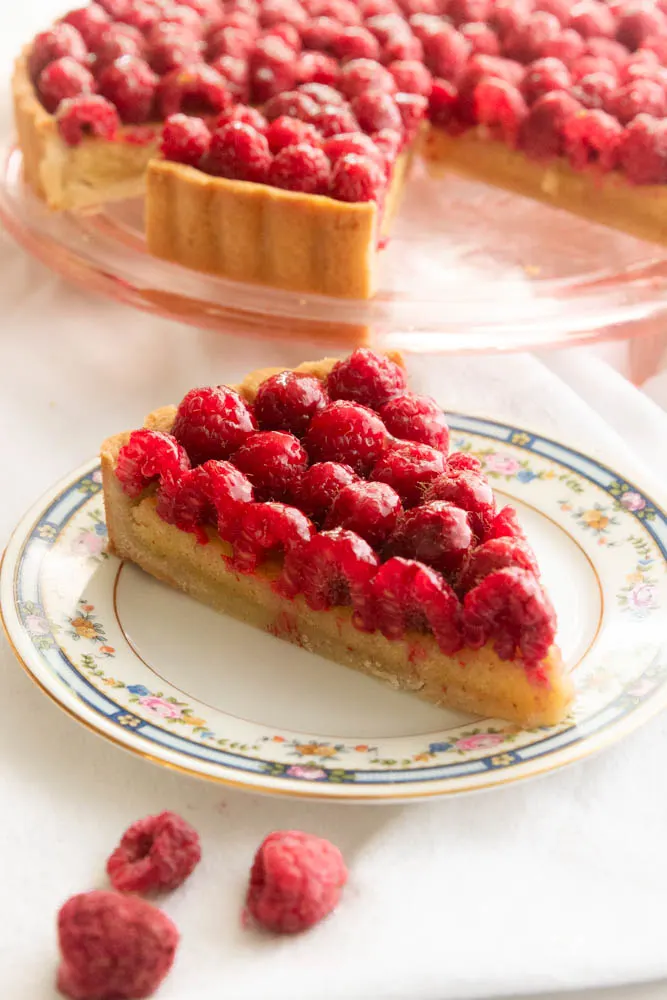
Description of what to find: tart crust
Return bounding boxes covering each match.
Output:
[101,356,573,727]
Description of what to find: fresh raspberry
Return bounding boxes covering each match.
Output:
[255,371,328,436]
[338,58,398,99]
[388,59,432,95]
[156,459,254,540]
[299,83,345,107]
[233,502,315,572]
[542,28,586,63]
[300,15,340,50]
[371,440,447,508]
[181,0,224,17]
[29,25,88,81]
[296,51,340,86]
[620,48,661,83]
[260,0,308,27]
[56,95,120,146]
[618,112,667,183]
[311,0,362,24]
[446,0,493,25]
[359,557,462,651]
[534,0,571,24]
[264,90,319,122]
[571,70,617,109]
[409,12,446,44]
[504,12,561,63]
[279,527,379,609]
[366,12,413,46]
[609,78,667,123]
[38,57,95,114]
[329,151,388,199]
[263,23,303,51]
[423,25,470,82]
[489,0,534,39]
[91,23,146,68]
[323,132,385,169]
[564,107,622,168]
[159,5,206,38]
[463,567,556,670]
[424,470,495,538]
[61,4,111,47]
[568,0,616,38]
[641,34,667,62]
[172,385,257,465]
[312,104,361,136]
[381,33,425,64]
[217,104,268,133]
[218,9,259,32]
[206,122,273,181]
[304,400,388,474]
[160,113,211,165]
[210,55,251,101]
[293,461,359,524]
[147,25,204,75]
[362,0,403,15]
[351,90,403,134]
[385,501,474,576]
[616,3,667,51]
[458,536,540,593]
[461,52,526,89]
[245,831,347,934]
[97,0,132,16]
[116,0,164,33]
[519,90,582,158]
[97,56,157,124]
[157,63,231,118]
[378,391,449,451]
[370,126,403,166]
[327,349,406,408]
[447,451,482,473]
[460,22,501,56]
[325,480,402,546]
[106,811,201,894]
[521,57,572,103]
[232,431,308,502]
[266,116,322,152]
[474,78,528,143]
[57,891,178,1000]
[208,25,255,60]
[487,504,527,541]
[586,37,628,67]
[250,36,297,102]
[394,92,427,138]
[332,26,382,62]
[428,76,459,126]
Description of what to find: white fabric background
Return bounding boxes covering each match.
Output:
[3,4,667,1000]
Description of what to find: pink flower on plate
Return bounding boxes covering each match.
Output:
[628,583,658,611]
[92,469,103,484]
[285,765,327,781]
[484,454,521,476]
[626,678,654,698]
[25,614,50,635]
[619,491,646,512]
[455,733,505,752]
[138,696,182,719]
[71,532,105,557]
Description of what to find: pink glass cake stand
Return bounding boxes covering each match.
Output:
[2,142,667,362]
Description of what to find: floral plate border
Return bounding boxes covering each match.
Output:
[2,414,667,802]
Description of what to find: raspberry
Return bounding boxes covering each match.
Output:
[255,371,328,436]
[616,3,667,51]
[329,151,388,199]
[366,12,413,46]
[265,116,320,152]
[564,107,623,168]
[389,59,433,95]
[116,0,164,33]
[446,0,493,25]
[293,461,359,524]
[323,132,385,168]
[210,55,251,101]
[521,57,572,103]
[56,95,120,146]
[263,23,303,51]
[570,54,618,82]
[352,90,404,134]
[312,104,361,137]
[409,13,446,43]
[423,26,470,82]
[618,112,667,183]
[360,557,462,651]
[519,90,582,158]
[156,459,254,540]
[269,142,331,191]
[296,51,340,86]
[312,0,362,24]
[458,536,540,592]
[250,36,297,102]
[642,34,667,62]
[97,0,132,15]
[428,76,459,126]
[300,15,340,50]
[572,71,617,109]
[504,12,561,63]
[92,23,146,67]
[620,49,661,83]
[332,26,382,62]
[424,470,495,538]
[378,391,449,451]
[534,0,571,24]
[279,527,379,609]
[61,4,110,47]
[160,113,211,165]
[542,28,586,64]
[385,501,474,576]
[233,501,315,572]
[217,104,268,133]
[448,451,482,473]
[106,811,201,894]
[609,78,667,123]
[159,5,205,38]
[460,22,501,56]
[370,126,403,166]
[304,400,387,474]
[97,56,157,124]
[381,33,425,64]
[327,349,406,407]
[264,90,319,122]
[147,25,204,75]
[586,37,628,67]
[157,63,231,118]
[487,504,527,541]
[232,431,308,502]
[206,122,273,182]
[371,440,447,508]
[298,86,346,111]
[208,25,255,60]
[245,831,347,934]
[29,25,88,81]
[260,0,308,27]
[490,0,534,39]
[338,58,398,99]
[363,0,403,14]
[57,891,178,1000]
[463,567,556,669]
[325,480,402,546]
[38,57,95,114]
[569,0,616,38]
[474,78,528,143]
[172,385,257,465]
[393,91,427,138]
[116,429,190,499]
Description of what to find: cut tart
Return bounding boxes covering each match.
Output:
[101,349,573,727]
[15,0,667,297]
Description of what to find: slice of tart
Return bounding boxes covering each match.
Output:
[101,349,573,727]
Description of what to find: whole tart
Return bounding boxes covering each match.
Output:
[101,349,573,727]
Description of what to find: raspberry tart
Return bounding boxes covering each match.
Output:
[16,0,667,297]
[101,349,573,726]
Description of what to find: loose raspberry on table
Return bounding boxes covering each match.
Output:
[57,95,120,146]
[385,500,474,576]
[337,58,398,99]
[542,28,586,64]
[61,4,111,47]
[233,501,315,572]
[521,57,572,104]
[423,25,470,82]
[210,55,251,101]
[371,440,447,508]
[296,51,340,86]
[255,371,329,435]
[323,132,385,168]
[460,22,501,56]
[217,104,268,133]
[569,0,617,38]
[609,78,667,124]
[300,15,340,51]
[563,108,623,169]
[97,56,157,124]
[424,470,495,539]
[298,82,346,106]
[172,384,258,465]
[463,567,556,669]
[156,459,254,541]
[91,23,146,68]
[293,461,359,524]
[161,113,211,165]
[312,104,361,137]
[157,63,232,118]
[305,400,388,474]
[389,58,433,95]
[206,122,273,182]
[208,25,255,61]
[428,77,459,126]
[38,57,95,114]
[378,391,449,451]
[474,78,528,144]
[519,90,582,158]
[268,142,331,191]
[327,349,406,408]
[147,25,204,75]
[487,504,527,541]
[264,90,320,122]
[616,3,667,51]
[116,429,190,499]
[571,71,617,109]
[325,480,403,546]
[245,831,347,934]
[232,431,309,502]
[503,11,561,63]
[106,811,201,894]
[279,527,379,610]
[458,536,540,592]
[57,891,178,1000]
[29,25,88,81]
[332,26,382,62]
[352,90,404,134]
[618,112,667,183]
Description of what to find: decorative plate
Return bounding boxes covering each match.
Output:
[2,416,667,801]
